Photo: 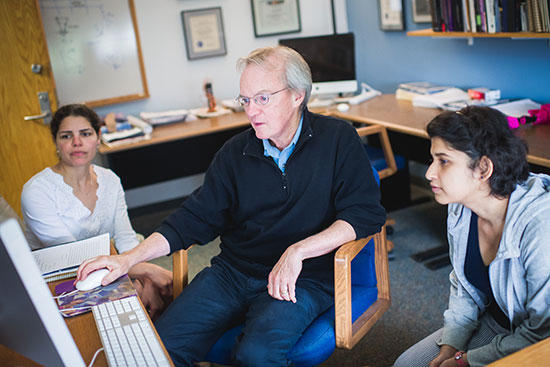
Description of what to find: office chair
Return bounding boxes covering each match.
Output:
[171,168,391,366]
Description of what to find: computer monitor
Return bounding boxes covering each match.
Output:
[279,33,358,97]
[0,218,85,366]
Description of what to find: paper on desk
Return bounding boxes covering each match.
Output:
[139,109,197,126]
[221,99,244,112]
[32,233,110,275]
[412,88,470,109]
[127,115,153,134]
[492,99,541,118]
[140,109,190,119]
[190,106,232,118]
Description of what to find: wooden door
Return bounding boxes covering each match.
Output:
[0,0,58,215]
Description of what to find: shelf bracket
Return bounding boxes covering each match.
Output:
[467,37,474,46]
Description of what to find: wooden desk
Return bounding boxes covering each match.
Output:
[99,95,550,190]
[99,112,250,155]
[487,338,550,367]
[0,279,173,367]
[330,94,550,169]
[99,113,250,190]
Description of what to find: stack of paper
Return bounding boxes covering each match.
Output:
[100,115,152,147]
[140,109,196,125]
[412,88,470,109]
[492,99,542,118]
[398,81,452,94]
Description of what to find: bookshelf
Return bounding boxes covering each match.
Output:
[407,29,550,45]
[408,28,550,38]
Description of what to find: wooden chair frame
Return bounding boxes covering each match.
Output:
[171,227,391,351]
[355,124,398,251]
[355,124,398,180]
[334,226,391,349]
[173,248,188,300]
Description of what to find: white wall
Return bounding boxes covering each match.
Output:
[93,0,348,208]
[95,0,348,117]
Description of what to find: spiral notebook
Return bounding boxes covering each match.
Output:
[32,233,110,283]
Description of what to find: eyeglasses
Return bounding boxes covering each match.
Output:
[236,88,287,108]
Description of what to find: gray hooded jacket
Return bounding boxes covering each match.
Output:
[440,173,550,366]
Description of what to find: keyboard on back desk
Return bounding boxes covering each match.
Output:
[91,296,170,367]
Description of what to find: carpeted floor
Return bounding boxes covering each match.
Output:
[129,186,452,367]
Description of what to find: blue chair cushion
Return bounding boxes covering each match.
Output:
[206,284,379,367]
[205,240,378,367]
[364,144,407,172]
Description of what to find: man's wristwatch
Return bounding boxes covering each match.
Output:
[454,351,468,367]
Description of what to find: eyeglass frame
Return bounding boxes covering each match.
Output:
[236,87,288,108]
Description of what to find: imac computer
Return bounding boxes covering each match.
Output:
[0,218,86,366]
[279,32,358,103]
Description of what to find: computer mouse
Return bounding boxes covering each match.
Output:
[75,268,110,291]
[337,103,350,112]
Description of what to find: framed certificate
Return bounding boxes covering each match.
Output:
[378,0,405,31]
[251,0,301,37]
[181,7,227,60]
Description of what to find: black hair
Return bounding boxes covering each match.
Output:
[50,104,101,140]
[426,106,529,198]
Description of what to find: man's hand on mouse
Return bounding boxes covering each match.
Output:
[75,253,133,286]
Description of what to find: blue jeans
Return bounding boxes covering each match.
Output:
[155,257,333,367]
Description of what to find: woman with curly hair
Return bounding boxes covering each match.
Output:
[394,106,550,367]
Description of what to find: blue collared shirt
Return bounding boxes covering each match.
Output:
[263,115,303,173]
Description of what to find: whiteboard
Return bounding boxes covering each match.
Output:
[39,0,149,107]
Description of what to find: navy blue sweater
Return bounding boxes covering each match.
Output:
[157,109,386,286]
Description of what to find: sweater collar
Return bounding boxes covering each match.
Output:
[243,108,314,157]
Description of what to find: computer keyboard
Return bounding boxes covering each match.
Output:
[91,296,171,367]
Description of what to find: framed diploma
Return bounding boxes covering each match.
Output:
[181,7,227,60]
[378,0,405,31]
[251,0,301,38]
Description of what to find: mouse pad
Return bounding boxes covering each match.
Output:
[55,274,136,317]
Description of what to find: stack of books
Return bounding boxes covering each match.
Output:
[395,81,452,101]
[430,0,550,33]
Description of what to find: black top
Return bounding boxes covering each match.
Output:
[464,213,510,329]
[157,109,386,287]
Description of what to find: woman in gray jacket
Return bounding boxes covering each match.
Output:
[394,106,550,367]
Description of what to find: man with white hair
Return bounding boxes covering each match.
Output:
[77,46,385,366]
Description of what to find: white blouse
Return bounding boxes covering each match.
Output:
[21,165,138,253]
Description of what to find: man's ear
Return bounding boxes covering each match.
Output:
[477,156,494,181]
[292,90,305,108]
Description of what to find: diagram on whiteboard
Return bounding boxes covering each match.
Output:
[39,0,145,105]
